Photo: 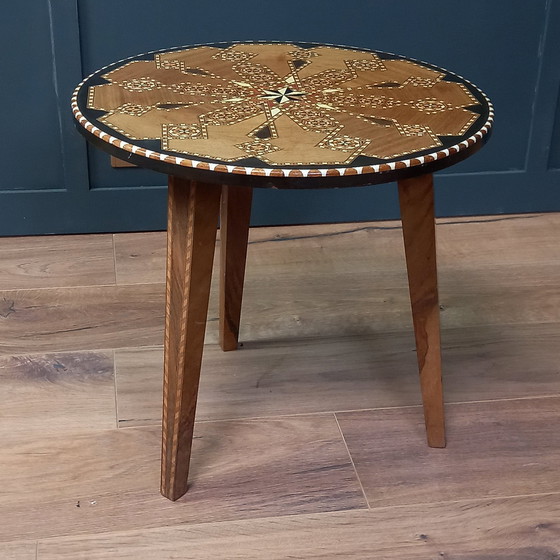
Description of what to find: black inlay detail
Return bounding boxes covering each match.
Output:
[139,139,162,151]
[350,155,386,167]
[157,103,187,109]
[292,59,307,69]
[86,75,111,88]
[442,73,464,83]
[83,108,107,119]
[436,135,465,145]
[255,125,272,139]
[465,104,484,114]
[227,156,268,167]
[290,42,318,50]
[373,82,401,88]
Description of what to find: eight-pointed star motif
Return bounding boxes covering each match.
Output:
[260,87,307,104]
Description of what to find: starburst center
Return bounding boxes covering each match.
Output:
[259,87,306,104]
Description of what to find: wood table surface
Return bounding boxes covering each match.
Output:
[73,41,493,188]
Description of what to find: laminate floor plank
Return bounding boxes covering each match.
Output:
[436,212,560,267]
[4,218,559,357]
[212,264,559,344]
[437,264,560,327]
[113,232,166,285]
[1,213,559,553]
[0,415,365,542]
[337,396,560,507]
[0,284,164,354]
[3,265,556,358]
[113,214,560,287]
[0,350,116,441]
[0,234,115,290]
[0,541,37,560]
[222,215,560,337]
[115,322,560,427]
[37,493,560,559]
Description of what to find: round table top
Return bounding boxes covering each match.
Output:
[72,41,493,188]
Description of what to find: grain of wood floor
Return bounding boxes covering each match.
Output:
[0,213,559,559]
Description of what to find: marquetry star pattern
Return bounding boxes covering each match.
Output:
[86,43,481,166]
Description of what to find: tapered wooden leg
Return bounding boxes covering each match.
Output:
[398,173,446,448]
[161,176,221,501]
[219,185,253,352]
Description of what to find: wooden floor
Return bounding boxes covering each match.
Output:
[0,213,559,558]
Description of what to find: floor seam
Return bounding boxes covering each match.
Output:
[334,412,371,510]
[112,392,560,428]
[111,234,119,285]
[112,349,119,430]
[364,489,560,511]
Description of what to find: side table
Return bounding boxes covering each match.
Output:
[72,41,493,501]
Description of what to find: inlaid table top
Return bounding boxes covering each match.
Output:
[72,41,493,187]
